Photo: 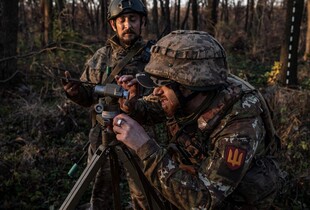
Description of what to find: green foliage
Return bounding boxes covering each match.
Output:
[269,87,310,209]
[265,61,281,85]
[227,53,272,86]
[298,63,310,89]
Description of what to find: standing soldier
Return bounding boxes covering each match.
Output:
[113,30,285,209]
[62,0,166,209]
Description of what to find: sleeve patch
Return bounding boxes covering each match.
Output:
[224,145,247,170]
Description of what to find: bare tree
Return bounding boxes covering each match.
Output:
[221,0,229,23]
[279,0,305,86]
[41,0,53,46]
[192,0,198,30]
[141,0,149,37]
[181,0,191,29]
[245,0,250,32]
[55,0,65,31]
[56,0,65,14]
[254,0,266,38]
[304,0,310,61]
[81,0,96,34]
[71,0,76,30]
[176,0,181,29]
[152,0,160,36]
[246,0,255,36]
[164,0,171,32]
[206,0,219,36]
[0,0,19,82]
[159,0,166,30]
[234,1,243,26]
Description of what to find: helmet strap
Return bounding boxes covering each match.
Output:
[171,90,217,135]
[168,82,200,122]
[169,82,199,109]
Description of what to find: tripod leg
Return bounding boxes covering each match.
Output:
[114,145,166,210]
[59,145,110,210]
[109,149,121,210]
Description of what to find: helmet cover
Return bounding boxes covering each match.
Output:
[107,0,147,20]
[139,30,228,90]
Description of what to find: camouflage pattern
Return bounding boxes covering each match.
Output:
[144,30,228,89]
[67,34,166,209]
[135,75,282,209]
[107,0,147,21]
[68,34,150,107]
[130,31,282,209]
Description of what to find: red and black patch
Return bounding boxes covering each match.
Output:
[224,145,247,170]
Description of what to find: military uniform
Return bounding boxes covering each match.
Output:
[126,30,283,210]
[67,34,167,209]
[134,75,281,209]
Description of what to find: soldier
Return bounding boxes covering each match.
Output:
[113,30,284,209]
[62,0,164,209]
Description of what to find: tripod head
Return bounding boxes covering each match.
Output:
[67,84,126,177]
[93,83,128,136]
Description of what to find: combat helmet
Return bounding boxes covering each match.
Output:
[107,0,147,21]
[137,30,228,91]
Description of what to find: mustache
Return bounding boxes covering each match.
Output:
[123,28,135,35]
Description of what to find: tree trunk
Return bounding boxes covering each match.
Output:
[255,0,266,38]
[41,0,53,46]
[71,0,76,30]
[181,0,191,30]
[56,0,65,31]
[81,0,95,34]
[56,0,65,13]
[304,0,310,61]
[244,0,250,32]
[192,0,198,30]
[0,0,19,83]
[138,0,148,37]
[159,0,165,30]
[279,0,305,86]
[152,0,160,37]
[177,0,181,29]
[206,0,218,36]
[164,0,171,32]
[221,0,229,23]
[246,0,255,37]
[234,1,243,26]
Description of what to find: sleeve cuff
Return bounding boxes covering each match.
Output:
[136,139,160,160]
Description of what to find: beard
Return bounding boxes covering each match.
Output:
[119,29,140,46]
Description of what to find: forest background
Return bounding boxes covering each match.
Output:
[0,0,309,209]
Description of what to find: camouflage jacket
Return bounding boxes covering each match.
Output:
[67,34,169,147]
[134,75,280,209]
[68,34,149,107]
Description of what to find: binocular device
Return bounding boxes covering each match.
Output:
[94,83,129,99]
[93,83,128,127]
[62,77,129,99]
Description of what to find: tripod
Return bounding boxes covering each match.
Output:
[60,84,165,210]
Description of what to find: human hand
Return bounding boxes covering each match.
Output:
[115,75,139,112]
[113,113,150,152]
[62,71,80,97]
[115,75,138,97]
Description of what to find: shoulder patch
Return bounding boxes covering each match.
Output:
[224,145,247,170]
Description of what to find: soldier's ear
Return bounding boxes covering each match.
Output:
[109,20,117,31]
